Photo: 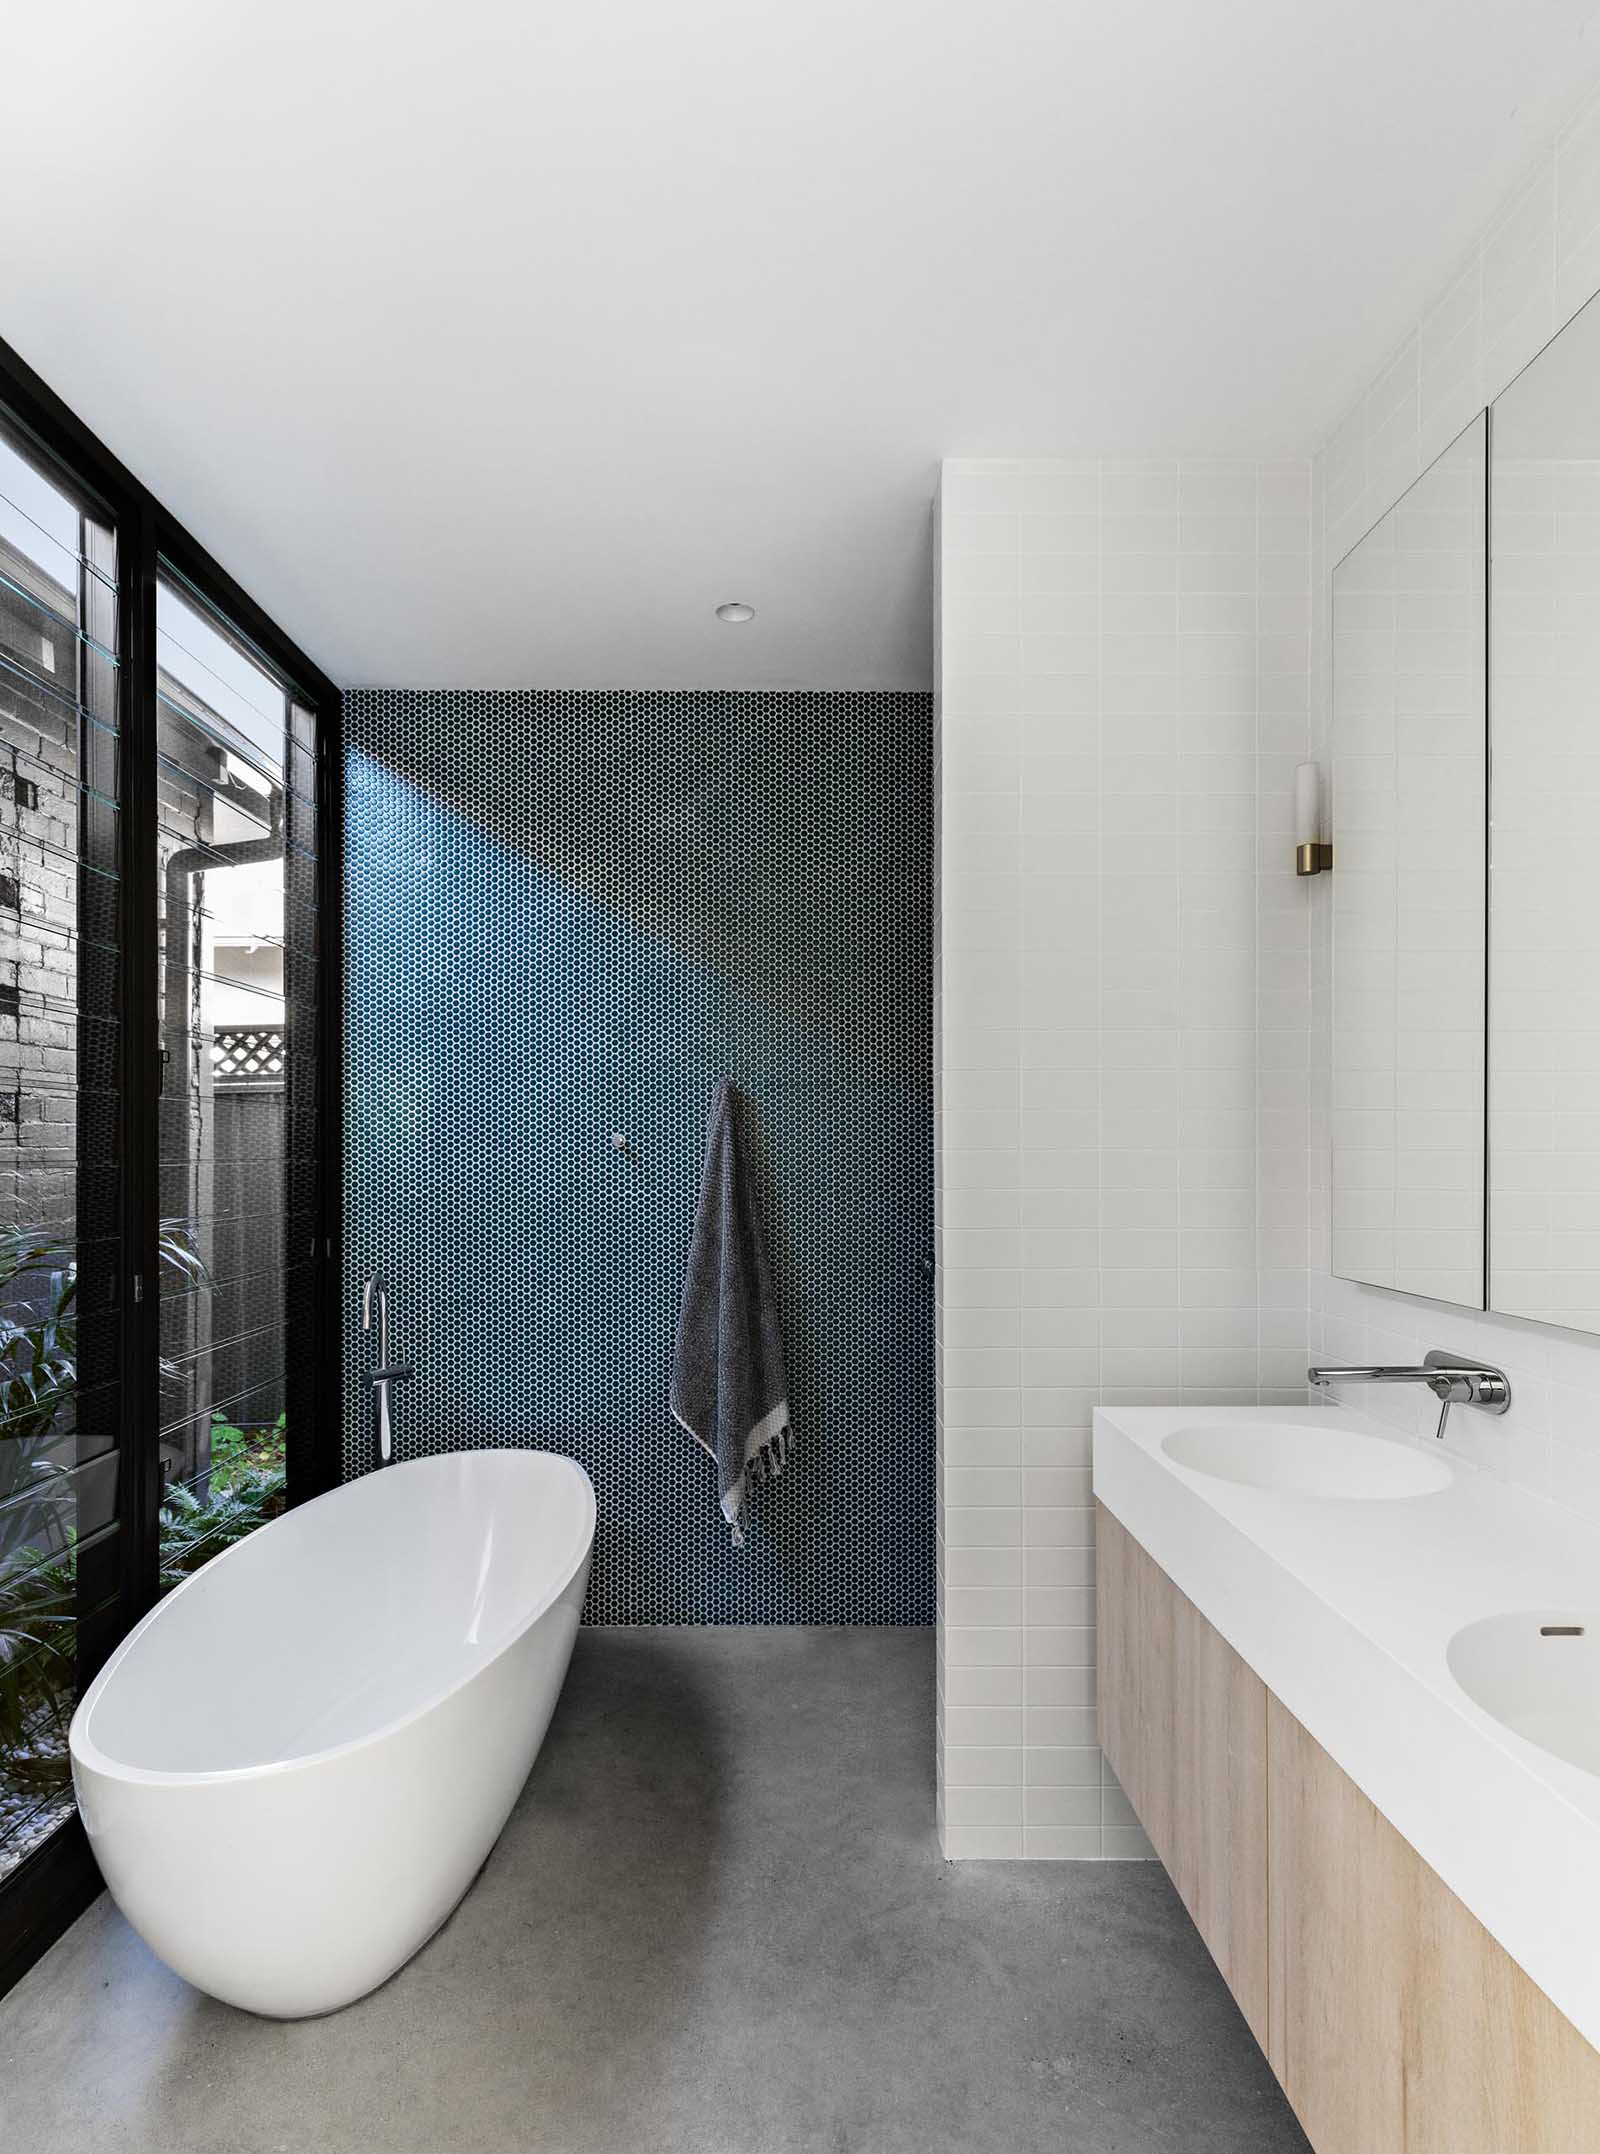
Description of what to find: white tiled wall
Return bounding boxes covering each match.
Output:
[934,458,1311,1858]
[935,71,1600,1862]
[1309,80,1600,1519]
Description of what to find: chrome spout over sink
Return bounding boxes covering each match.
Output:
[1308,1348,1511,1441]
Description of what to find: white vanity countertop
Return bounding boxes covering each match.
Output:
[1093,1403,1600,2049]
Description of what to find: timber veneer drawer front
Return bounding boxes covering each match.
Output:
[1267,1696,1600,2154]
[1095,1504,1269,2052]
[1098,1494,1600,2154]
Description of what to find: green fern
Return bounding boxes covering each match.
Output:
[0,1542,75,1797]
[156,1460,287,1595]
[0,1217,239,1818]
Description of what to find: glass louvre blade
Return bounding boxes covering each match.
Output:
[0,436,112,587]
[160,1261,313,1355]
[0,563,119,683]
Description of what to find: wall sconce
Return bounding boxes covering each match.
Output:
[1294,761,1333,876]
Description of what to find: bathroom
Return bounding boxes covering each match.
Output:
[4,2,1600,2148]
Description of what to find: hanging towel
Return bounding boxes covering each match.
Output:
[670,1080,791,1546]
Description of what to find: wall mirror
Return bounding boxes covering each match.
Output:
[1330,413,1487,1309]
[1488,293,1600,1331]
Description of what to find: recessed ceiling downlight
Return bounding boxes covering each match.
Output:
[715,601,755,624]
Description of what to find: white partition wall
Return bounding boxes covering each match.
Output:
[934,458,1312,1857]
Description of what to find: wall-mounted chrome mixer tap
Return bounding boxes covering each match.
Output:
[1307,1348,1511,1442]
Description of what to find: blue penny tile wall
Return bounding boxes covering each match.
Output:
[343,689,934,1623]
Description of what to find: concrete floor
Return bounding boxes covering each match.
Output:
[0,1627,1309,2154]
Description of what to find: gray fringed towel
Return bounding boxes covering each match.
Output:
[670,1080,791,1545]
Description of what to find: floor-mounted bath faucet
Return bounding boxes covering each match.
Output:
[1307,1348,1511,1442]
[362,1274,414,1466]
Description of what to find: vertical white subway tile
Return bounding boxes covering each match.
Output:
[943,450,1278,1855]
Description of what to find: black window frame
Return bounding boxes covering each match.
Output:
[0,330,343,1996]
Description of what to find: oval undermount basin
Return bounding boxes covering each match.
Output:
[1448,1613,1600,1779]
[1160,1421,1454,1499]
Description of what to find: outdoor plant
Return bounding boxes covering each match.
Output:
[156,1456,286,1596]
[207,1408,287,1492]
[0,1548,73,1797]
[0,1217,261,1834]
[0,1229,82,1831]
[0,1219,210,1554]
[0,1231,79,1571]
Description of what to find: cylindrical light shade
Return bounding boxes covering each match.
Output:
[1293,761,1321,847]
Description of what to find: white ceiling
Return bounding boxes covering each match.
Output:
[3,0,1598,692]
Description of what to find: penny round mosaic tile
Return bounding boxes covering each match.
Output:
[343,689,935,1624]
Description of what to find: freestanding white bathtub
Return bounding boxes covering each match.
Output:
[69,1448,595,2018]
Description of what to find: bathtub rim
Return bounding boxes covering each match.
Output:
[69,1447,596,1792]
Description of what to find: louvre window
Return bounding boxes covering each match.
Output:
[0,418,123,1881]
[152,578,321,1587]
[0,356,337,1981]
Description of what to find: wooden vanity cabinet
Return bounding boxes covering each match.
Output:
[1096,1501,1600,2154]
[1266,1697,1600,2154]
[1096,1504,1269,2050]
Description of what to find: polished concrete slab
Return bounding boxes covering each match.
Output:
[0,1627,1308,2153]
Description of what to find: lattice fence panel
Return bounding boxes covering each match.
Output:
[211,1026,286,1085]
